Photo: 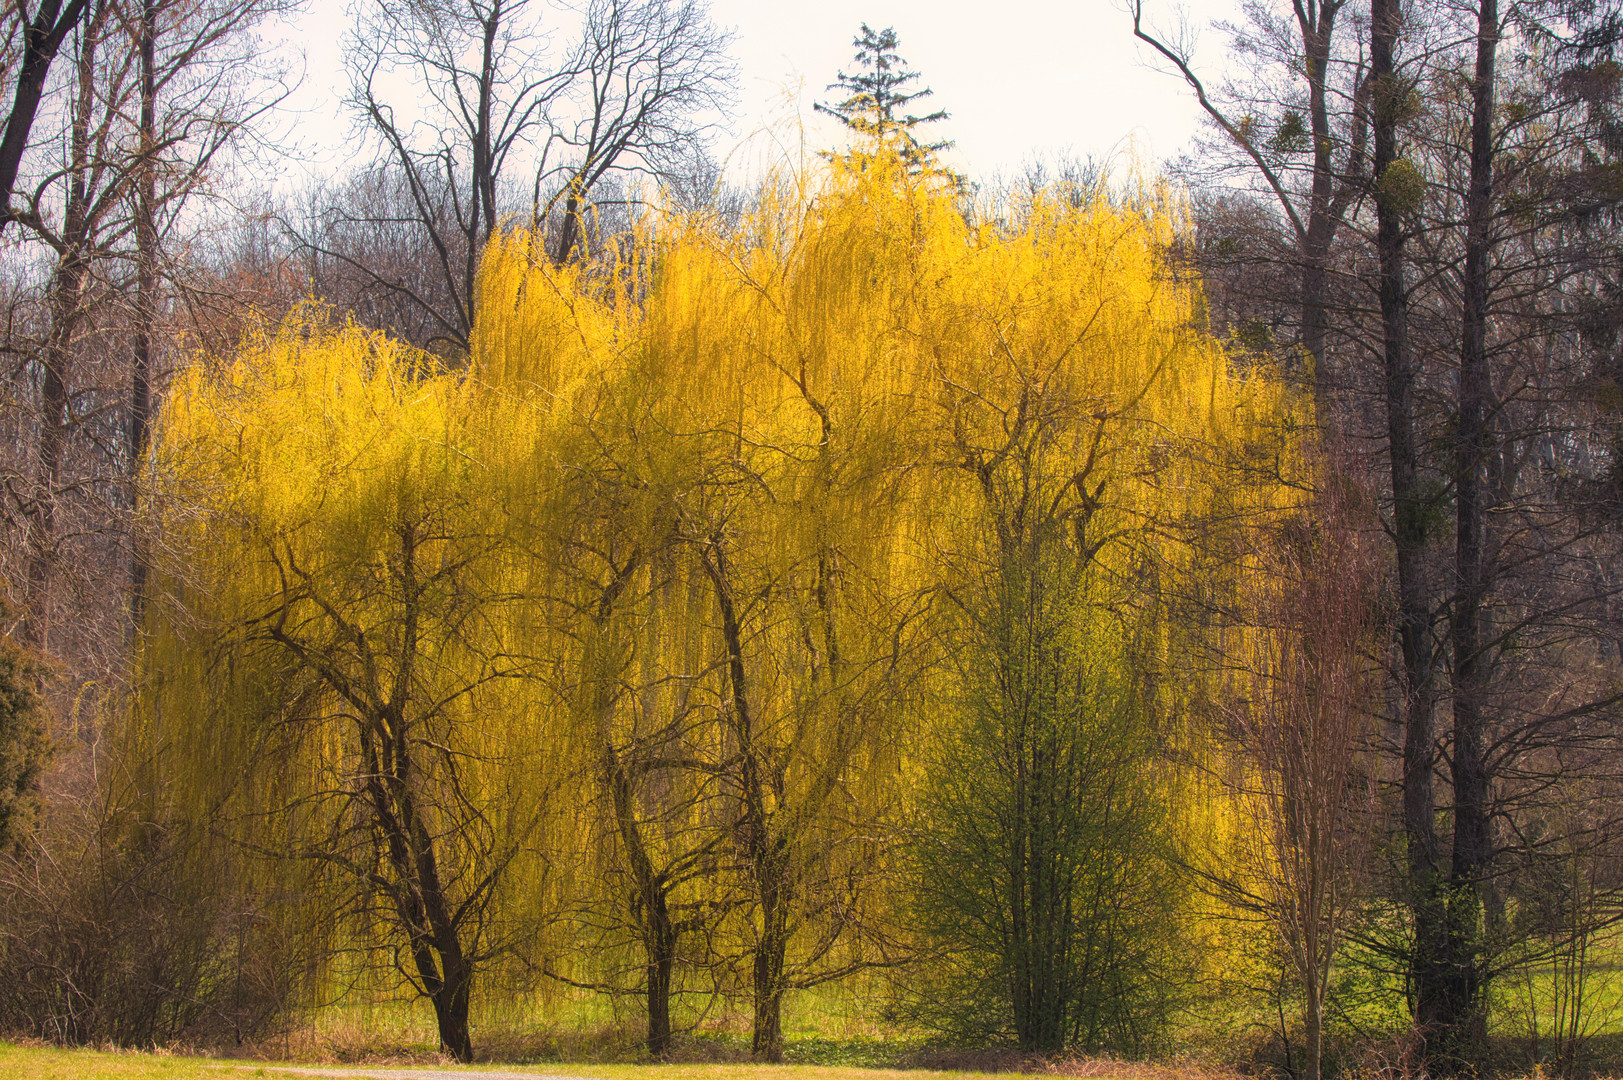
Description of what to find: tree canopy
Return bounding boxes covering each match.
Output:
[140,158,1303,1060]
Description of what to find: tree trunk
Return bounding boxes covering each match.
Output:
[605,732,681,1058]
[407,927,473,1064]
[0,0,90,228]
[1300,253,1332,414]
[128,0,157,628]
[25,301,72,648]
[752,888,788,1062]
[378,527,476,1063]
[1009,716,1035,1049]
[645,900,676,1058]
[1369,0,1455,1044]
[433,954,474,1063]
[1018,752,1069,1051]
[1305,977,1324,1080]
[1437,0,1500,1060]
[554,187,583,266]
[23,8,101,647]
[702,541,792,1064]
[1298,2,1342,422]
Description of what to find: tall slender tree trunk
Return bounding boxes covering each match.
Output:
[26,284,74,649]
[1302,812,1325,1080]
[128,0,157,629]
[644,895,677,1057]
[24,9,101,648]
[1009,746,1036,1046]
[1368,0,1454,1048]
[1305,978,1324,1080]
[606,740,681,1057]
[1440,0,1500,1058]
[1299,3,1342,422]
[702,542,792,1064]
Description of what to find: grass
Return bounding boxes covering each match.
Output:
[252,980,939,1068]
[0,1041,1162,1080]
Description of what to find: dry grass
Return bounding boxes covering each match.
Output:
[902,1051,1243,1080]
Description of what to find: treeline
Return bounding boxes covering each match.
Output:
[0,0,1620,1076]
[1135,0,1623,1073]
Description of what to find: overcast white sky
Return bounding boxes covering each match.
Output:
[265,0,1243,187]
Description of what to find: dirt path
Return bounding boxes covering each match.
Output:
[234,1067,597,1080]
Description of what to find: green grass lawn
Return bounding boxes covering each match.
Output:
[0,1043,1058,1080]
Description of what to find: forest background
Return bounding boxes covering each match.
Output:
[1,1,1622,1079]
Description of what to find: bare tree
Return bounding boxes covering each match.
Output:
[330,0,569,353]
[541,0,733,264]
[312,0,733,355]
[1205,466,1381,1080]
[1142,0,1623,1065]
[1133,0,1370,413]
[0,0,92,227]
[1,0,288,658]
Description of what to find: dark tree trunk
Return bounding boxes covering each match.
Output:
[751,884,788,1062]
[406,924,473,1063]
[1369,0,1451,1042]
[1297,0,1345,420]
[1435,0,1500,1060]
[605,735,681,1058]
[1009,718,1072,1054]
[24,8,102,648]
[128,0,157,628]
[645,896,677,1057]
[702,542,794,1064]
[0,0,91,228]
[26,304,72,648]
[386,774,477,1064]
[554,188,583,266]
[430,950,474,1063]
[1301,15,1336,414]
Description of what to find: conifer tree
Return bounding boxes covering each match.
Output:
[815,24,953,173]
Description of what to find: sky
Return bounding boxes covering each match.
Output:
[265,0,1244,188]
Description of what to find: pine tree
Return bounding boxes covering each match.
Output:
[815,24,953,174]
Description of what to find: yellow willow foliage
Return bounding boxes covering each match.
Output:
[142,158,1308,1035]
[468,160,1308,1028]
[147,313,567,1013]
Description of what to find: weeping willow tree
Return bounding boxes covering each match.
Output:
[484,166,1301,1056]
[641,181,934,1062]
[146,319,566,1062]
[477,167,937,1059]
[141,155,1304,1060]
[903,182,1308,1053]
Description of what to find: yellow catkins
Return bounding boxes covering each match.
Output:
[143,159,1304,1048]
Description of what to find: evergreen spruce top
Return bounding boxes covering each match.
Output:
[815,24,954,174]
